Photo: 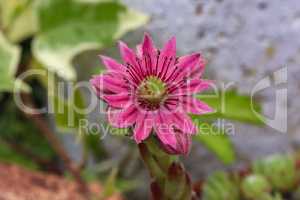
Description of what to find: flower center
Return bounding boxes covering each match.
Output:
[137,76,167,110]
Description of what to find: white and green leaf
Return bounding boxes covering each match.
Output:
[33,0,148,80]
[0,0,37,43]
[0,33,29,92]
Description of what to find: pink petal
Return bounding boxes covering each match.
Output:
[170,79,214,96]
[103,93,131,108]
[134,112,154,143]
[100,55,125,73]
[141,33,157,76]
[172,53,201,82]
[107,105,138,128]
[119,41,145,79]
[119,41,138,66]
[161,36,176,57]
[180,97,214,115]
[90,74,128,95]
[136,44,142,58]
[154,111,177,148]
[156,37,177,78]
[142,33,156,56]
[170,112,197,134]
[159,129,192,155]
[187,57,206,79]
[174,131,192,155]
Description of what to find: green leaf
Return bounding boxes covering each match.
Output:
[193,120,235,164]
[0,33,29,92]
[45,72,86,132]
[195,90,263,124]
[50,85,86,132]
[33,0,148,80]
[0,0,38,42]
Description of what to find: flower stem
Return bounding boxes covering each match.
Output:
[138,136,193,200]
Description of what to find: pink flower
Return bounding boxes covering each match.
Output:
[90,33,214,155]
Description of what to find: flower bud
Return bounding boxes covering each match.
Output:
[159,130,191,155]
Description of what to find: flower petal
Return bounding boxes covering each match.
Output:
[90,74,128,95]
[187,57,206,79]
[119,41,146,79]
[119,41,138,66]
[103,93,131,108]
[156,37,177,79]
[172,53,201,82]
[100,55,125,73]
[161,130,191,155]
[141,33,157,76]
[180,97,214,115]
[161,36,176,57]
[134,112,154,143]
[154,111,177,148]
[142,33,156,56]
[170,112,197,134]
[107,105,138,128]
[136,44,142,58]
[170,79,214,96]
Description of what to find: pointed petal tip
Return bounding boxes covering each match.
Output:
[169,35,176,41]
[118,40,125,47]
[201,105,215,114]
[134,137,142,144]
[193,53,201,59]
[118,40,129,50]
[192,53,202,61]
[134,133,146,144]
[99,54,108,60]
[161,36,177,56]
[167,36,176,45]
[99,54,109,63]
[89,75,100,85]
[142,32,155,53]
[143,32,152,40]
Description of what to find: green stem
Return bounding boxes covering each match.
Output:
[138,136,193,200]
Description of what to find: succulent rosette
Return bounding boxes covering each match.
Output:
[90,33,214,154]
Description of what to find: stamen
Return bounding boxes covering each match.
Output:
[155,50,160,75]
[137,76,167,111]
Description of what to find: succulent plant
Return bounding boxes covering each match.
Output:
[253,154,297,191]
[202,172,239,200]
[257,193,283,200]
[241,174,271,199]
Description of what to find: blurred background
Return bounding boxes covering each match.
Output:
[0,0,298,199]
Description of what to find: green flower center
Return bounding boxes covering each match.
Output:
[137,76,167,110]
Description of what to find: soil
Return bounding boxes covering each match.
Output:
[0,162,122,200]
